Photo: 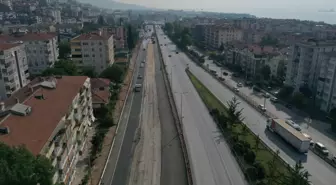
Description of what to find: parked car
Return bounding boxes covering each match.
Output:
[223,71,229,76]
[332,156,336,163]
[237,83,243,87]
[234,87,239,92]
[270,97,278,102]
[176,51,179,54]
[263,93,270,98]
[137,75,143,79]
[168,55,171,57]
[258,104,266,111]
[285,103,292,109]
[218,77,225,81]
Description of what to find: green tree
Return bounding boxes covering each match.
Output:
[328,108,336,132]
[226,97,244,125]
[81,66,97,78]
[164,22,173,35]
[180,34,192,48]
[41,60,79,76]
[291,92,305,108]
[278,86,294,99]
[261,65,271,81]
[58,41,71,59]
[100,65,125,83]
[282,161,311,185]
[219,42,224,52]
[0,143,55,185]
[260,35,279,46]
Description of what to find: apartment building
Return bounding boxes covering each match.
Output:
[101,26,127,49]
[204,25,243,49]
[284,40,336,93]
[70,31,114,74]
[191,23,213,48]
[0,33,59,75]
[0,76,94,185]
[0,43,29,99]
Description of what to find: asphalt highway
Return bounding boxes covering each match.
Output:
[156,30,336,185]
[100,31,150,185]
[156,30,248,185]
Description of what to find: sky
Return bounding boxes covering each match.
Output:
[117,0,336,23]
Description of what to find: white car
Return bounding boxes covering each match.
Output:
[234,87,239,92]
[285,120,301,131]
[258,104,266,111]
[237,83,243,87]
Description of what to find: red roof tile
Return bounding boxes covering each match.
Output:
[0,76,88,155]
[0,33,57,43]
[72,31,112,41]
[91,78,110,104]
[0,43,21,51]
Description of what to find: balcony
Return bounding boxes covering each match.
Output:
[5,82,15,90]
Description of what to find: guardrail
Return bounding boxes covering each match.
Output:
[154,26,194,185]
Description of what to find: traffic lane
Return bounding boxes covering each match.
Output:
[163,42,248,185]
[109,42,148,185]
[203,59,336,156]
[153,41,188,185]
[172,49,336,185]
[100,39,145,185]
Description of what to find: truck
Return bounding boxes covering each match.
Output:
[266,118,310,153]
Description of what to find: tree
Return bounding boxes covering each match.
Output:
[282,161,311,185]
[0,143,55,185]
[58,41,71,59]
[329,108,336,132]
[219,42,224,52]
[254,135,261,155]
[260,35,279,46]
[261,65,271,81]
[164,22,173,34]
[226,97,244,125]
[97,15,107,26]
[291,92,305,108]
[278,86,294,99]
[41,60,79,76]
[81,66,97,78]
[180,34,192,48]
[100,65,125,83]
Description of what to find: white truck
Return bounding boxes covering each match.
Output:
[266,118,310,153]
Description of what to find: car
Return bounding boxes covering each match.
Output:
[285,103,292,109]
[314,142,329,156]
[176,51,179,54]
[237,83,243,87]
[137,75,142,79]
[258,104,266,111]
[285,120,301,131]
[223,71,229,76]
[270,97,278,102]
[234,87,239,92]
[332,156,336,163]
[142,60,145,63]
[143,48,146,51]
[164,44,167,46]
[263,93,270,98]
[168,55,171,57]
[218,77,225,81]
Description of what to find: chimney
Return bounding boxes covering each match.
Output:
[0,102,5,111]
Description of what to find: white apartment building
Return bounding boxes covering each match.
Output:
[313,52,336,112]
[205,25,243,49]
[285,40,336,92]
[71,31,114,74]
[0,33,59,75]
[0,43,29,99]
[50,9,62,24]
[0,76,94,185]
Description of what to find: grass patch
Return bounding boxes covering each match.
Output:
[187,70,290,183]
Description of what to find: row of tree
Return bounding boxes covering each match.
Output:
[164,22,192,49]
[210,97,311,185]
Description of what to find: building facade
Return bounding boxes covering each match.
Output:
[0,43,29,99]
[0,76,94,185]
[70,31,114,74]
[204,25,243,49]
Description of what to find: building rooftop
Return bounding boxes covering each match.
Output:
[72,31,113,41]
[0,43,21,51]
[0,33,57,43]
[91,78,110,105]
[0,76,88,155]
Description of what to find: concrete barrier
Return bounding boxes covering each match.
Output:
[154,27,194,185]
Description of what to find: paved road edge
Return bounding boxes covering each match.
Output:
[154,26,194,185]
[97,41,142,185]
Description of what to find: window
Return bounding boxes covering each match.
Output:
[82,42,89,45]
[92,54,95,57]
[74,49,81,52]
[92,48,95,51]
[99,42,102,45]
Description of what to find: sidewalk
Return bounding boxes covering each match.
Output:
[88,42,141,185]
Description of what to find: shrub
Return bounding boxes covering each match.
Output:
[244,149,256,164]
[233,142,245,155]
[245,166,258,181]
[253,162,266,180]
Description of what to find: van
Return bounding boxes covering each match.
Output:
[314,142,329,156]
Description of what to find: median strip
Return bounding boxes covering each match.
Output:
[186,69,308,184]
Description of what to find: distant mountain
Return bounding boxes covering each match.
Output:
[76,0,150,10]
